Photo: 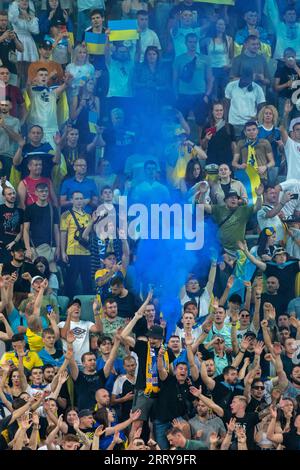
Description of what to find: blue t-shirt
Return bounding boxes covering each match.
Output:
[96,357,125,394]
[60,177,98,213]
[9,308,48,335]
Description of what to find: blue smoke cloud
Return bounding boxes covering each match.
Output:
[134,211,221,339]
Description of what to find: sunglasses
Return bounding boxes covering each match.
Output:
[252,386,264,390]
[240,314,250,318]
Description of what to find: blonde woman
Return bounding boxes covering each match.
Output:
[257,105,284,184]
[65,44,95,98]
[8,0,39,88]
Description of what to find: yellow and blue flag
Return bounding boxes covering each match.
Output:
[108,20,139,41]
[85,32,106,55]
[235,165,261,205]
[194,0,235,4]
[88,111,98,134]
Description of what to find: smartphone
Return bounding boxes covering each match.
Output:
[46,305,53,313]
[206,127,217,136]
[291,194,299,200]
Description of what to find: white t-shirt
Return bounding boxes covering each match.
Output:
[174,326,203,348]
[139,28,161,62]
[38,445,60,450]
[57,320,95,365]
[107,59,134,98]
[284,137,300,182]
[225,80,265,126]
[26,383,51,397]
[257,205,285,243]
[112,374,136,396]
[181,287,211,319]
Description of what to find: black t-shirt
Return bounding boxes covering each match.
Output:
[154,374,199,423]
[2,261,41,292]
[116,377,135,421]
[260,292,287,319]
[246,396,268,413]
[74,369,106,410]
[281,353,294,378]
[274,62,300,98]
[282,431,300,450]
[264,261,299,305]
[0,31,18,74]
[211,377,244,410]
[201,125,236,166]
[132,340,176,392]
[0,205,23,246]
[112,292,141,319]
[102,127,135,174]
[24,203,59,247]
[223,410,260,450]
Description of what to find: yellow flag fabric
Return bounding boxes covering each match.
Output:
[247,145,258,170]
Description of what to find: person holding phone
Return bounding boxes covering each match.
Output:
[201,101,236,166]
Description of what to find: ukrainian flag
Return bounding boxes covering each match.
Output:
[234,165,261,205]
[108,20,139,41]
[85,32,106,55]
[194,0,235,4]
[88,111,98,134]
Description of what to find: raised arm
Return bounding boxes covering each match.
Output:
[190,386,224,417]
[102,333,121,379]
[205,260,217,297]
[120,291,153,343]
[185,333,199,382]
[200,360,215,391]
[280,99,292,144]
[157,345,168,381]
[237,241,267,272]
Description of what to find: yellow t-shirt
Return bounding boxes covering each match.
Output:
[95,267,127,306]
[0,351,43,370]
[26,328,44,352]
[60,210,91,256]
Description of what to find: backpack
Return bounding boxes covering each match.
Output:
[180,56,197,83]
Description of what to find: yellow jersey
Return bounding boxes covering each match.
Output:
[60,209,91,256]
[0,351,43,370]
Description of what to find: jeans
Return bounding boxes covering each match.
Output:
[176,93,209,127]
[153,420,170,450]
[212,67,230,100]
[64,255,92,299]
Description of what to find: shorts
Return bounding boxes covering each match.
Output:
[131,389,157,422]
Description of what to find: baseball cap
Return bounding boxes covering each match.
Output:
[205,163,219,175]
[272,247,287,258]
[39,39,52,49]
[224,190,239,200]
[78,409,93,418]
[31,275,44,285]
[11,241,26,252]
[146,325,164,340]
[289,117,300,131]
[67,298,82,309]
[50,19,66,27]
